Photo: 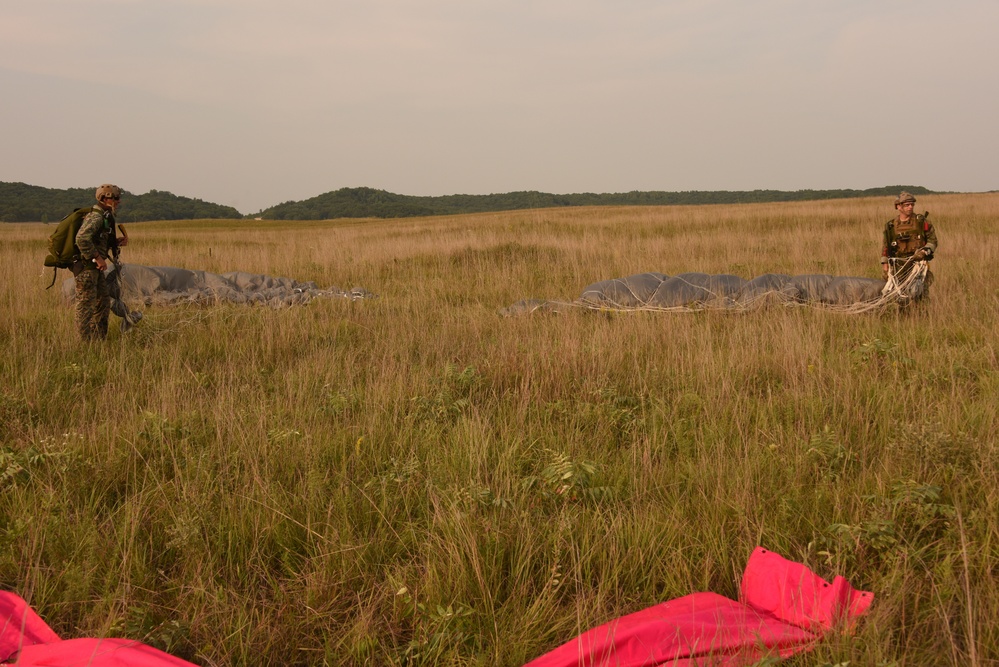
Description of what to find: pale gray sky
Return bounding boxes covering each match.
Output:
[2,0,997,214]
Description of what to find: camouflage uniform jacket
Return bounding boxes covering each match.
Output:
[881,214,938,263]
[75,205,116,264]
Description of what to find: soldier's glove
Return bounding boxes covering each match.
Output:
[913,248,928,261]
[922,247,934,260]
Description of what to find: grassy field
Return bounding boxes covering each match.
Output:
[1,194,997,666]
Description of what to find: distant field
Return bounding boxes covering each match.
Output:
[2,194,997,665]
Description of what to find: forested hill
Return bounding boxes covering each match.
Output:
[0,182,243,222]
[258,185,935,220]
[3,182,937,222]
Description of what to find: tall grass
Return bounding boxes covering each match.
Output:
[1,194,997,665]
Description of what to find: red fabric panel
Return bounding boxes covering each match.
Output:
[740,547,874,633]
[524,547,873,667]
[0,593,61,660]
[0,592,196,667]
[523,592,817,667]
[9,638,196,667]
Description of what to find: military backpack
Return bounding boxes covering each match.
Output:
[42,207,114,288]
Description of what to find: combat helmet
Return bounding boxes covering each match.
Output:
[895,191,916,206]
[95,184,123,201]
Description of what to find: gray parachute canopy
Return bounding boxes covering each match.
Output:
[62,264,374,308]
[502,268,928,316]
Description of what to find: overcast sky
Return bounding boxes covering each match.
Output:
[2,0,997,214]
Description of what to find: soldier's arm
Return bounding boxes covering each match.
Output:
[75,211,104,261]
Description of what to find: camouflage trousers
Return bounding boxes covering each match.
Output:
[74,268,110,341]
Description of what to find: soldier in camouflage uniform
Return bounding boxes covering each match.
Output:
[73,184,129,341]
[880,191,938,296]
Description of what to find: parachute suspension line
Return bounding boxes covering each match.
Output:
[810,261,926,314]
[867,258,930,311]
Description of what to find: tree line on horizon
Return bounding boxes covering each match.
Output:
[255,185,936,220]
[1,181,935,223]
[0,182,243,223]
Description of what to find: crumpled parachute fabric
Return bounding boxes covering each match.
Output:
[0,591,196,666]
[3,548,870,666]
[502,271,888,315]
[61,264,375,308]
[524,547,873,667]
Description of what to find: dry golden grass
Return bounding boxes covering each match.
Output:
[1,193,997,665]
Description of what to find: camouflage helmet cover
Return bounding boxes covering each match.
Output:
[95,184,122,201]
[894,191,916,206]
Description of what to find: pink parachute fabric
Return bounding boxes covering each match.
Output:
[0,592,196,667]
[525,547,874,667]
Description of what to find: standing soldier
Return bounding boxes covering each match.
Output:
[880,191,938,296]
[74,184,133,341]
